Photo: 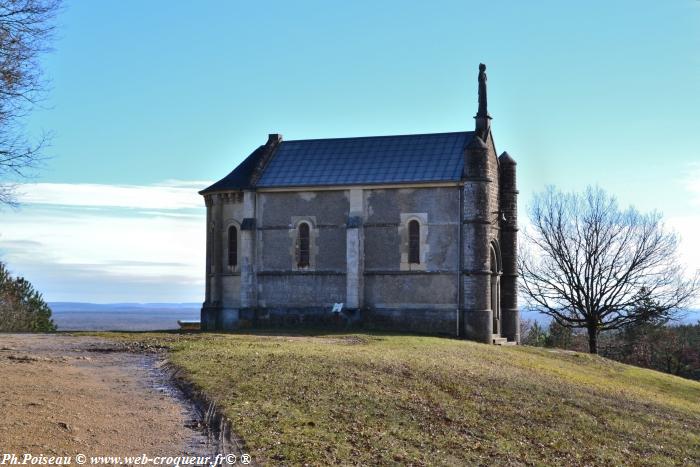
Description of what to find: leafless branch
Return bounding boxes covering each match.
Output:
[0,0,60,206]
[519,186,699,353]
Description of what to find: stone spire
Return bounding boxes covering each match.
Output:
[474,63,492,140]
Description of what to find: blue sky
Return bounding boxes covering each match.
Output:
[1,0,699,303]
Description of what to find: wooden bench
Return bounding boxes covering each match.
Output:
[177,320,201,332]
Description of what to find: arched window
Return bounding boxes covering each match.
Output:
[408,220,420,264]
[228,225,238,267]
[490,243,501,334]
[297,222,310,268]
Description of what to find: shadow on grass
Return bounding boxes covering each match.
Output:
[70,326,467,341]
[196,326,465,340]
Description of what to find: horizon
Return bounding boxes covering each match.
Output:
[45,302,700,329]
[0,0,698,304]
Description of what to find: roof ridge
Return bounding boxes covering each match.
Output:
[282,130,472,144]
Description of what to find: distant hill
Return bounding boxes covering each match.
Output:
[47,302,699,332]
[521,308,700,325]
[49,302,200,311]
[48,302,200,331]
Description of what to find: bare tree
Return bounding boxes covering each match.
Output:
[1,0,60,206]
[519,186,698,354]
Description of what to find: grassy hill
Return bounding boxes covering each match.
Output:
[101,332,700,465]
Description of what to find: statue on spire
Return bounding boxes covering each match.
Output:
[474,63,492,139]
[477,63,488,117]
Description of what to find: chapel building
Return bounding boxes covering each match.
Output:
[199,64,519,344]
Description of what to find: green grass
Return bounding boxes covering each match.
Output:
[95,332,700,465]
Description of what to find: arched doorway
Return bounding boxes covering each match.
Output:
[490,243,502,335]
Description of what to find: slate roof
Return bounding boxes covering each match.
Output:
[201,131,473,193]
[199,145,266,193]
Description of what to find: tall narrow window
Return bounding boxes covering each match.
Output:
[408,220,420,264]
[228,226,238,267]
[298,222,310,268]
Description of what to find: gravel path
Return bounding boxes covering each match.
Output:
[0,334,212,462]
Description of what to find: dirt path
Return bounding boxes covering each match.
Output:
[0,334,211,461]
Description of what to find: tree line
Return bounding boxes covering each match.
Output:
[0,261,54,331]
[521,318,700,381]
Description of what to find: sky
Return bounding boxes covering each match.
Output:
[0,0,698,303]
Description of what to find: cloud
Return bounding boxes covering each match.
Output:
[0,239,44,250]
[0,181,208,302]
[7,258,204,303]
[683,162,700,208]
[674,163,700,304]
[667,215,700,272]
[665,216,700,308]
[15,181,212,210]
[158,179,215,189]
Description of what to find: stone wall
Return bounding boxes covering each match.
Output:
[362,187,461,334]
[202,174,511,339]
[204,185,468,334]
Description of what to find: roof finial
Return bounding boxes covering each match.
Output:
[477,63,488,117]
[474,63,492,139]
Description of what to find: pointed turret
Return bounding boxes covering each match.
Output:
[498,150,519,343]
[461,131,495,343]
